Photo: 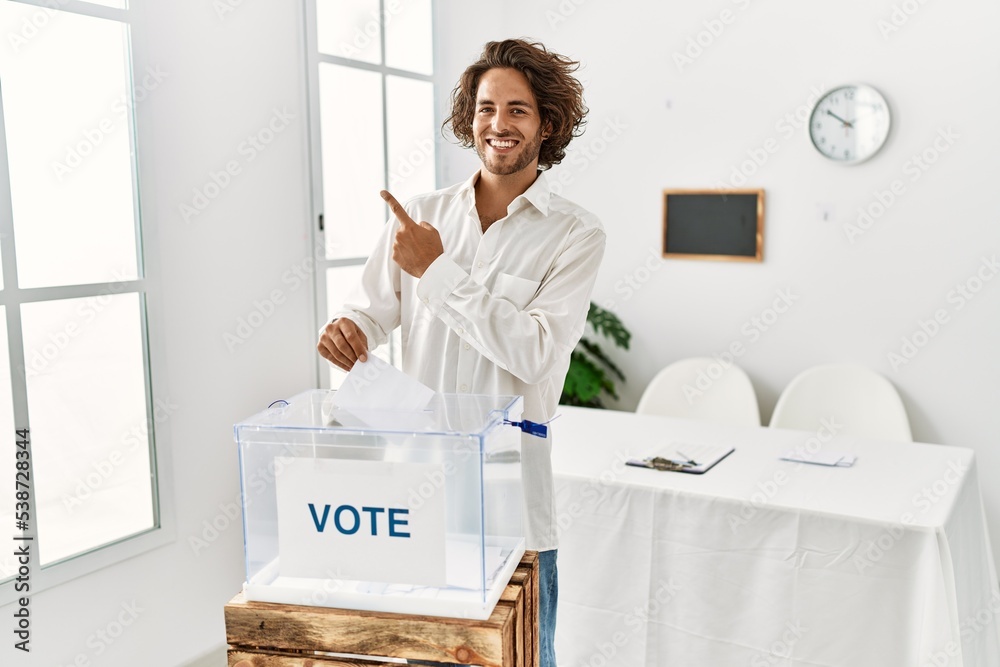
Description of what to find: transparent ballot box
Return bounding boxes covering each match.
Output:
[233,390,526,620]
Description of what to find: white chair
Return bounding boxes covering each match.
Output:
[635,357,761,427]
[769,363,912,441]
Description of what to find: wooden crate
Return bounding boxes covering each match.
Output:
[225,551,538,667]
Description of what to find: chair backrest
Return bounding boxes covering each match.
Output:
[769,363,912,441]
[635,357,761,427]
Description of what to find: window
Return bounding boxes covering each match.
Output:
[305,0,437,387]
[0,0,158,600]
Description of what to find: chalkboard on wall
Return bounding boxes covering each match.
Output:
[662,189,764,262]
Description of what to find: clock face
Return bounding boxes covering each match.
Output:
[809,84,891,163]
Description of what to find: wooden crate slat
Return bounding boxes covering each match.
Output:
[519,556,538,667]
[226,601,512,666]
[226,551,539,667]
[228,647,389,666]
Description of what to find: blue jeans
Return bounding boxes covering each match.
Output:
[538,549,559,667]
[411,549,558,666]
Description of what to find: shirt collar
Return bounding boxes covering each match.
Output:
[461,169,553,218]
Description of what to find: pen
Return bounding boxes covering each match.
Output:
[675,450,699,466]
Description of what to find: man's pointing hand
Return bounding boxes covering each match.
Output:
[383,189,444,278]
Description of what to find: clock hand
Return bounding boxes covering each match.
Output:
[847,110,875,125]
[825,110,853,128]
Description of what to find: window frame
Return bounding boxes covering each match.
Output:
[303,0,438,388]
[0,0,171,606]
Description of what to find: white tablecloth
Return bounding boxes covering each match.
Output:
[551,407,1000,667]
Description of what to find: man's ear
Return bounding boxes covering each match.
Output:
[542,122,553,140]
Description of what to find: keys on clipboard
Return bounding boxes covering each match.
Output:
[626,443,735,475]
[626,456,697,472]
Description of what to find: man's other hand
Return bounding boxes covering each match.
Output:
[383,190,444,278]
[317,318,368,372]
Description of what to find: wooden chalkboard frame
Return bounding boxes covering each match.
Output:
[661,189,765,262]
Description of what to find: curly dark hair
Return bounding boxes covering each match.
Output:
[444,39,588,170]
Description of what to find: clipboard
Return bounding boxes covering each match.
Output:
[626,442,735,475]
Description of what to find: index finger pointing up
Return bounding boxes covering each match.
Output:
[380,190,415,227]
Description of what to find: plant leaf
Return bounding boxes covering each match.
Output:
[562,350,606,403]
[578,338,625,382]
[587,303,631,350]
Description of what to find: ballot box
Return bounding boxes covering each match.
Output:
[233,389,526,620]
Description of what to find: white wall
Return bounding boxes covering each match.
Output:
[436,0,1000,556]
[4,2,997,665]
[1,1,316,665]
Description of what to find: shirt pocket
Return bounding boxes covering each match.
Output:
[493,272,541,310]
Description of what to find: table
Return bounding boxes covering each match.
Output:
[551,406,1000,667]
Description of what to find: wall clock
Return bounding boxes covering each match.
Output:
[808,84,891,164]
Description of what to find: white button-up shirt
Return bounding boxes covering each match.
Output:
[332,170,606,550]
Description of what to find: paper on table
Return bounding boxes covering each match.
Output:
[334,355,435,411]
[780,450,857,467]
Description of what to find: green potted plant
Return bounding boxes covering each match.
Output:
[560,303,631,408]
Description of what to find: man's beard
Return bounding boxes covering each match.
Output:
[475,128,544,176]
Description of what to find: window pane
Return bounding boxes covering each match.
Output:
[0,309,16,583]
[319,64,385,259]
[386,76,436,203]
[22,294,154,566]
[316,0,381,64]
[385,0,433,75]
[0,5,138,289]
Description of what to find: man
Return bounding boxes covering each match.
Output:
[317,38,605,667]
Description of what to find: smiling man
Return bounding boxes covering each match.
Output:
[317,39,606,666]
